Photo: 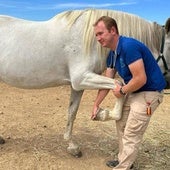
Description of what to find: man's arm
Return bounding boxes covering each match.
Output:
[113,58,147,98]
[91,68,116,119]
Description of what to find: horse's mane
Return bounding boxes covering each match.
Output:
[54,9,163,57]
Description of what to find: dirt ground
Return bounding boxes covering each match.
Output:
[0,82,169,170]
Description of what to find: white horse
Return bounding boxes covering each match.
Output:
[0,9,170,157]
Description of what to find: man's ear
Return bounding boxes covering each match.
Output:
[110,26,117,34]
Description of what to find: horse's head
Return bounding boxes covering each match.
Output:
[163,18,170,88]
[164,18,170,60]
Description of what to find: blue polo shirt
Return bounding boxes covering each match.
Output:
[107,36,166,92]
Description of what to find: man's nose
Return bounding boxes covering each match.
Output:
[96,35,101,41]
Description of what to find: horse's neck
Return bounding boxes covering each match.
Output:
[164,33,170,64]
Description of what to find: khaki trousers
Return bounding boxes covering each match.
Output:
[113,91,163,170]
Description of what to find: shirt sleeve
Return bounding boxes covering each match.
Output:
[125,42,142,65]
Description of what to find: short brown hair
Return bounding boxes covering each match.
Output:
[93,16,119,34]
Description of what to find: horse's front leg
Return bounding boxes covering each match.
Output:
[64,87,84,157]
[71,72,125,120]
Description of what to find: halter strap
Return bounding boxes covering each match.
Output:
[156,26,169,75]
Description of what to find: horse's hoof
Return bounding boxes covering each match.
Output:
[94,108,110,121]
[72,151,82,158]
[67,145,82,158]
[0,136,5,144]
[94,108,122,121]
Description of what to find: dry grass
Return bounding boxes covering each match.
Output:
[0,83,169,170]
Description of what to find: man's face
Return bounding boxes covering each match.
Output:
[94,21,114,48]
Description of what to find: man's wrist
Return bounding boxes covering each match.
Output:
[119,86,126,95]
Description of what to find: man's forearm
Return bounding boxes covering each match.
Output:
[94,89,110,106]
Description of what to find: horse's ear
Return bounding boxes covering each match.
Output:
[165,18,170,34]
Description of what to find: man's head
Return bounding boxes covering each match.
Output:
[94,16,119,34]
[93,16,119,49]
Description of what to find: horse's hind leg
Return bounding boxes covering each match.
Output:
[64,87,84,157]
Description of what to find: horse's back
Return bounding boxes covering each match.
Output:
[0,15,19,23]
[0,15,34,28]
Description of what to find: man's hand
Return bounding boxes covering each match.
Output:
[113,82,123,98]
[91,106,99,120]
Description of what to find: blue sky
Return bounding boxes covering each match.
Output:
[0,0,169,25]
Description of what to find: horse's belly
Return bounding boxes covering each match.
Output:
[0,74,70,89]
[0,60,70,89]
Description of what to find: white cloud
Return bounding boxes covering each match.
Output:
[55,2,136,9]
[0,2,137,11]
